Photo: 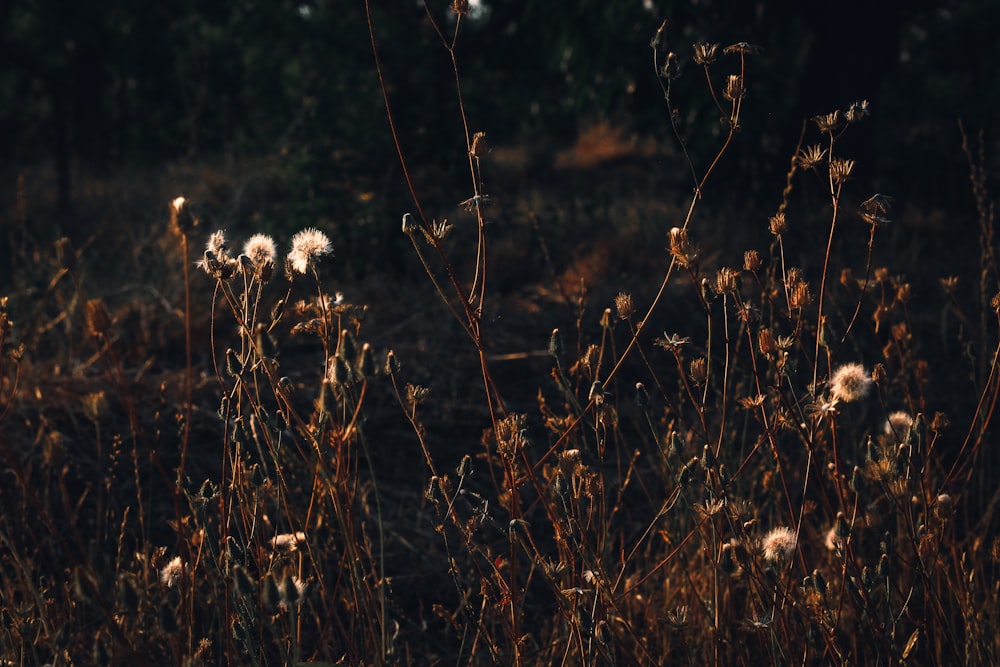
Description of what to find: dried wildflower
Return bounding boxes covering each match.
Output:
[401,213,419,235]
[829,158,855,186]
[758,329,776,357]
[689,357,708,385]
[270,531,306,551]
[496,413,529,459]
[278,574,308,610]
[287,228,332,274]
[812,110,842,133]
[930,411,949,432]
[451,0,470,15]
[243,234,277,274]
[844,99,870,124]
[789,280,812,310]
[655,332,690,352]
[614,292,635,320]
[723,42,762,55]
[871,363,887,383]
[714,267,738,295]
[665,605,689,629]
[668,227,693,267]
[884,411,914,438]
[160,556,186,587]
[830,363,872,403]
[741,611,774,631]
[768,212,788,236]
[796,144,826,169]
[207,230,228,257]
[85,299,112,339]
[722,75,745,102]
[743,249,762,272]
[823,526,844,552]
[860,193,893,226]
[762,527,797,562]
[170,196,197,234]
[810,398,839,419]
[692,42,719,65]
[469,131,488,158]
[548,328,563,358]
[431,218,453,239]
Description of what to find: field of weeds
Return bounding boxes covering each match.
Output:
[2,5,1000,666]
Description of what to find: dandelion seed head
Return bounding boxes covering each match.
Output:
[762,527,797,562]
[270,531,306,551]
[160,556,186,587]
[243,234,277,269]
[288,228,332,274]
[830,363,872,403]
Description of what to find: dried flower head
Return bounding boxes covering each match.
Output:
[469,131,488,158]
[830,363,872,403]
[693,42,719,65]
[278,575,309,610]
[668,227,694,267]
[743,250,762,272]
[768,212,788,236]
[823,526,844,552]
[844,99,870,124]
[170,196,197,234]
[722,75,745,102]
[689,358,708,385]
[614,292,635,320]
[722,42,762,56]
[829,158,855,186]
[270,531,306,552]
[243,234,277,272]
[762,527,797,562]
[796,144,827,170]
[198,230,239,279]
[813,110,842,133]
[884,411,914,439]
[159,556,186,588]
[288,228,333,274]
[714,267,738,295]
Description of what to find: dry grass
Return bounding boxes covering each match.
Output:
[1,11,999,667]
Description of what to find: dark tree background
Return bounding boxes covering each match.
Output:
[0,0,996,219]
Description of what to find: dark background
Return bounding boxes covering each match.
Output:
[1,0,996,232]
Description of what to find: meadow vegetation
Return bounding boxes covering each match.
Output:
[2,5,1000,666]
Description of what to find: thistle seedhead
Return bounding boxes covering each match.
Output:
[693,42,719,65]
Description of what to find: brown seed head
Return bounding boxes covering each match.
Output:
[768,212,788,236]
[795,144,826,169]
[692,42,719,65]
[470,131,488,159]
[743,249,762,272]
[689,357,708,385]
[723,75,745,102]
[614,292,635,320]
[668,227,693,267]
[813,110,842,133]
[829,158,855,186]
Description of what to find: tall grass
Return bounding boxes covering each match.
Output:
[0,7,998,666]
